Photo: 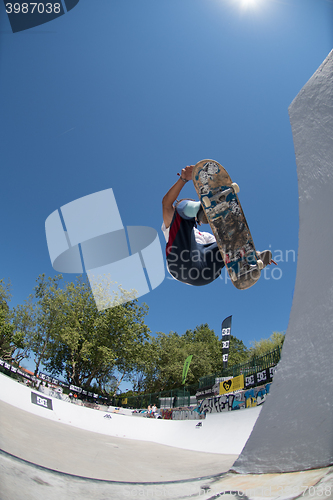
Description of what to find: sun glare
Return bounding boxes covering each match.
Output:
[239,0,261,9]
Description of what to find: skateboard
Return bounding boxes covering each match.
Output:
[192,159,263,290]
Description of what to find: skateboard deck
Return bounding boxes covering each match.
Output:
[192,159,262,290]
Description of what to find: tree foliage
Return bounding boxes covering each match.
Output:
[28,274,152,393]
[0,273,284,397]
[135,324,249,393]
[0,279,32,364]
[248,331,285,359]
[0,274,151,394]
[0,280,14,361]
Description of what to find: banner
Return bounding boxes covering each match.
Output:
[219,374,244,395]
[31,392,53,410]
[182,355,193,385]
[195,383,220,400]
[39,372,69,388]
[221,316,232,368]
[0,358,37,382]
[244,366,275,389]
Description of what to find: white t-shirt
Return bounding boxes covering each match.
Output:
[161,222,216,245]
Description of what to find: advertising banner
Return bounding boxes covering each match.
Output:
[244,366,275,389]
[219,374,244,395]
[221,316,232,368]
[31,392,53,410]
[182,355,193,385]
[195,383,220,400]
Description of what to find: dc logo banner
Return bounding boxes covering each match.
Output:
[31,392,53,410]
[3,0,79,33]
[45,188,165,310]
[221,315,232,369]
[245,374,255,388]
[244,368,275,389]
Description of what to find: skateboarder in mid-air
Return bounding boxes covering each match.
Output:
[162,164,275,287]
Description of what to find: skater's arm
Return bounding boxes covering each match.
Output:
[162,165,193,228]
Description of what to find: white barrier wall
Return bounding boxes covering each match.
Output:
[0,372,260,455]
[233,50,333,474]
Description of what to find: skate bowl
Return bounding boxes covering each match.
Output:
[0,370,261,498]
[2,51,333,499]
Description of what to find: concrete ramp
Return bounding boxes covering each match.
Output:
[1,450,333,500]
[233,50,333,474]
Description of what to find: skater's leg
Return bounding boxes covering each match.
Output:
[166,211,196,261]
[194,241,225,284]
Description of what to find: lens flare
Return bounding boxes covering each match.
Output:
[239,0,261,9]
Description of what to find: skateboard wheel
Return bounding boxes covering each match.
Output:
[231,183,240,194]
[202,196,211,208]
[257,259,264,270]
[230,270,238,281]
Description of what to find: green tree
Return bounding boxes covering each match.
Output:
[36,275,151,394]
[225,335,249,367]
[183,324,222,385]
[146,331,189,392]
[248,331,285,359]
[0,279,14,361]
[42,275,98,386]
[128,339,156,393]
[86,292,152,394]
[137,324,249,393]
[26,274,65,376]
[10,300,35,365]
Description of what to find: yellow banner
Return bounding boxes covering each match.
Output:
[219,374,244,395]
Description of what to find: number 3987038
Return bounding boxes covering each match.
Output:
[5,3,61,14]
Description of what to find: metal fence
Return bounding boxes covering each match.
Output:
[113,346,282,409]
[111,384,199,409]
[198,345,282,388]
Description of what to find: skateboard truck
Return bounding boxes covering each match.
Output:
[229,249,276,282]
[256,251,278,269]
[229,264,261,282]
[202,183,240,209]
[230,255,277,281]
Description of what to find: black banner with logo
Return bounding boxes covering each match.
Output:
[195,383,219,400]
[0,358,36,382]
[39,372,69,388]
[244,366,275,389]
[221,316,232,368]
[31,392,53,410]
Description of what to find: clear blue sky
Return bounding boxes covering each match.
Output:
[0,0,332,389]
